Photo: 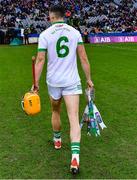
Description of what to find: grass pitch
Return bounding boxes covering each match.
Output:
[0,43,137,179]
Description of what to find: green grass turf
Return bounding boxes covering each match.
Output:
[0,43,137,179]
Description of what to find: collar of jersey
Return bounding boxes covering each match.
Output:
[52,21,66,25]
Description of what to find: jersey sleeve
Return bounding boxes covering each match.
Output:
[77,32,84,46]
[38,33,48,52]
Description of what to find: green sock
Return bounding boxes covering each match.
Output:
[53,131,61,140]
[71,142,80,154]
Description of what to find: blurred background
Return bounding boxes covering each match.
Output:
[0,0,137,44]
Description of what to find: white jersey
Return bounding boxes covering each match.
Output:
[38,22,83,87]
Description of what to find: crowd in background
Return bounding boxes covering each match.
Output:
[0,0,137,44]
[0,0,137,33]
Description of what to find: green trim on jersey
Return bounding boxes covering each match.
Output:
[38,48,47,52]
[78,42,84,45]
[52,21,66,25]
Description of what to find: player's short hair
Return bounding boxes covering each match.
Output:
[49,4,65,18]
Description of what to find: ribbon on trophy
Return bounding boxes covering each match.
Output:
[80,88,107,136]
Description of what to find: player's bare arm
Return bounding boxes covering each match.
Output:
[33,51,46,89]
[77,45,94,88]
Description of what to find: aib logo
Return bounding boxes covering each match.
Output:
[29,100,32,106]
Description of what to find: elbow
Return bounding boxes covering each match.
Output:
[36,52,45,62]
[38,55,45,61]
[36,55,45,63]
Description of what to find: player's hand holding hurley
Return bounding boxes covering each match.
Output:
[31,85,39,93]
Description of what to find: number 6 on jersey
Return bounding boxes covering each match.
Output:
[56,36,69,58]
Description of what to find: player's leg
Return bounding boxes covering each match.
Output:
[63,95,81,174]
[24,37,26,45]
[48,85,62,149]
[63,95,80,142]
[27,36,29,45]
[50,96,62,129]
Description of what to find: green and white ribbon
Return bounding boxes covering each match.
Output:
[80,89,107,137]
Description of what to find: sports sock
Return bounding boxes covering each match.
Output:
[71,142,80,165]
[53,131,61,142]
